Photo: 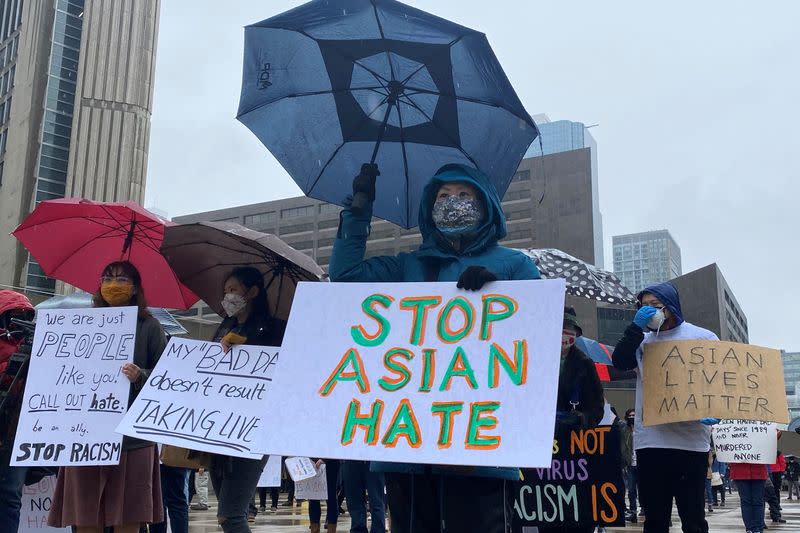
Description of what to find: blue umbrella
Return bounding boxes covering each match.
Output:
[237,0,538,228]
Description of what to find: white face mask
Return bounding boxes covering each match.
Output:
[221,293,247,317]
[647,308,666,331]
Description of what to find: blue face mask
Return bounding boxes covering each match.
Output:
[432,195,484,235]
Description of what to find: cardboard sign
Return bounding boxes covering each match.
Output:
[116,337,278,459]
[295,464,328,501]
[257,455,282,487]
[18,476,70,532]
[642,340,789,426]
[286,456,318,482]
[12,307,137,466]
[712,419,778,464]
[513,425,625,529]
[260,280,565,468]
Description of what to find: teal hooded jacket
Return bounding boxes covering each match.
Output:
[330,164,540,283]
[329,164,540,480]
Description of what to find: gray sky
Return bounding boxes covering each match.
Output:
[145,1,800,351]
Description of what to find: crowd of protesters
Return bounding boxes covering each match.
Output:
[0,163,796,533]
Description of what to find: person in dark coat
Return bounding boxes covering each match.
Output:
[539,307,605,533]
[330,162,540,533]
[554,307,605,428]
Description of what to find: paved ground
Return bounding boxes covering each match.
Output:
[186,491,800,532]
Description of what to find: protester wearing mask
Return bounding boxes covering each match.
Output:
[330,163,540,533]
[0,289,35,532]
[785,455,800,500]
[209,266,286,533]
[553,308,604,430]
[539,308,604,533]
[49,261,166,533]
[612,282,718,533]
[621,408,639,523]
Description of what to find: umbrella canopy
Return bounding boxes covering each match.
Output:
[237,0,538,229]
[520,248,636,305]
[575,336,637,383]
[35,292,188,337]
[13,198,198,309]
[160,222,326,322]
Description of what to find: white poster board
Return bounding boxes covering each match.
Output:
[261,280,565,468]
[712,419,778,464]
[295,464,328,501]
[285,456,318,482]
[18,476,70,532]
[12,307,137,466]
[257,455,282,487]
[116,337,279,459]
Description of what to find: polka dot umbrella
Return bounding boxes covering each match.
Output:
[518,248,636,305]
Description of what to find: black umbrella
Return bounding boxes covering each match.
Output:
[237,0,539,228]
[161,222,326,322]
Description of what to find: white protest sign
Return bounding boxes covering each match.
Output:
[12,307,137,466]
[18,476,70,532]
[261,280,565,468]
[116,337,278,459]
[286,456,318,482]
[295,464,328,501]
[257,455,282,487]
[712,419,778,464]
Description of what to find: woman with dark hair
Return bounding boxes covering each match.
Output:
[209,266,285,533]
[48,261,167,533]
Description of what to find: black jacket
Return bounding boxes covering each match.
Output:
[213,313,286,347]
[612,323,645,371]
[557,345,605,428]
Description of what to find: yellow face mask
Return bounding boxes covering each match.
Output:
[101,282,134,306]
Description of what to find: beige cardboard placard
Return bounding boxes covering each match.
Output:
[642,340,789,426]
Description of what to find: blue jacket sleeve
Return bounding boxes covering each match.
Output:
[329,205,403,282]
[510,252,541,281]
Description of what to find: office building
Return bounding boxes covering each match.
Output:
[526,115,603,268]
[613,230,682,294]
[0,0,160,298]
[782,351,800,419]
[669,263,748,343]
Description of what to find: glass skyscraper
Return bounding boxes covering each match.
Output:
[25,0,85,293]
[613,230,682,294]
[0,0,161,301]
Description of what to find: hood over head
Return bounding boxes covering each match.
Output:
[417,164,506,257]
[0,290,34,318]
[637,282,684,326]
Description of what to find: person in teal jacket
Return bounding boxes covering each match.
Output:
[330,162,540,533]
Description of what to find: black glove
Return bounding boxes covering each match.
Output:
[352,163,380,202]
[456,266,498,291]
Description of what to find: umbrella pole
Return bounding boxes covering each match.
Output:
[370,101,393,164]
[352,102,394,214]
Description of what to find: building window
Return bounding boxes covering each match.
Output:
[319,203,340,215]
[243,212,276,226]
[281,205,315,219]
[512,170,530,182]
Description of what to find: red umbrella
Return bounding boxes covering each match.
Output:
[13,198,198,309]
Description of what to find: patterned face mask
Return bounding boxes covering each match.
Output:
[431,195,484,235]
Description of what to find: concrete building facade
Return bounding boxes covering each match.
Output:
[782,351,800,419]
[669,263,749,343]
[174,147,608,335]
[0,0,160,298]
[613,229,682,294]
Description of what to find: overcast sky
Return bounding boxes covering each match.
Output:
[145,1,800,351]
